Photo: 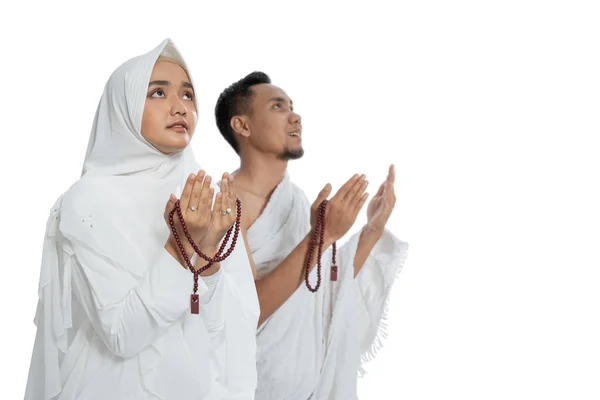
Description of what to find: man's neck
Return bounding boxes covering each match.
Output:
[235,149,288,197]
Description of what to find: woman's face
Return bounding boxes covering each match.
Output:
[141,60,197,154]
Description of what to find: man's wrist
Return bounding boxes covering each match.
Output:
[307,229,336,249]
[363,223,385,240]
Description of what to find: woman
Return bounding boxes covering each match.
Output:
[25,39,259,400]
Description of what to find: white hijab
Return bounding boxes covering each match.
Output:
[30,38,258,399]
[67,38,199,278]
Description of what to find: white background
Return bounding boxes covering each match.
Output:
[1,1,599,399]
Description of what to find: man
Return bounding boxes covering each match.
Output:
[215,72,408,399]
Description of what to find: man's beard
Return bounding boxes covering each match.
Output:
[277,145,304,161]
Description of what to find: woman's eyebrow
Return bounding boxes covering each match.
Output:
[148,80,170,87]
[148,80,194,92]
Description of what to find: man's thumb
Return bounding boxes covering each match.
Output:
[315,183,332,204]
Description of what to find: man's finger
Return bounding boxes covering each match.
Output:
[351,180,369,205]
[333,174,360,201]
[342,174,366,202]
[389,164,396,184]
[386,182,396,203]
[354,192,369,213]
[375,182,385,197]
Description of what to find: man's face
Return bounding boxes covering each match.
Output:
[244,83,304,160]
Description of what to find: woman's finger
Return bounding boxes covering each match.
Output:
[213,192,223,224]
[228,174,236,202]
[199,175,212,212]
[221,175,231,216]
[189,170,206,212]
[179,173,196,211]
[164,193,177,219]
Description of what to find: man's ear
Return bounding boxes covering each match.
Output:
[231,116,251,139]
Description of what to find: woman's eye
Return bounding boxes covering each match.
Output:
[274,103,282,109]
[151,89,165,98]
[183,92,194,101]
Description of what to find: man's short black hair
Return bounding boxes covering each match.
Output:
[215,71,271,154]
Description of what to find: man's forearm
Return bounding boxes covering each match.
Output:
[256,232,333,326]
[353,226,384,277]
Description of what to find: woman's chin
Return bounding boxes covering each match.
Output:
[158,134,192,154]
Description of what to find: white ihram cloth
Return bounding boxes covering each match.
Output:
[248,173,408,400]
